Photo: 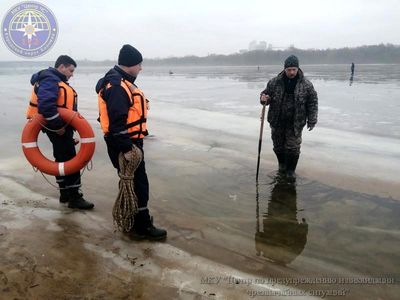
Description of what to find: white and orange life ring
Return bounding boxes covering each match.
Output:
[21,108,95,176]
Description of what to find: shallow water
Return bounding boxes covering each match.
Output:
[1,64,399,299]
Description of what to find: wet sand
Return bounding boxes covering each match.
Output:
[1,65,400,299]
[0,136,319,300]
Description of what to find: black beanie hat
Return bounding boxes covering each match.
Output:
[284,55,299,69]
[118,44,143,67]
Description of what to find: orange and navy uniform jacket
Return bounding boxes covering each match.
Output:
[95,66,148,153]
[26,67,77,128]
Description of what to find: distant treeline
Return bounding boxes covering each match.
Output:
[145,44,400,66]
[1,44,399,67]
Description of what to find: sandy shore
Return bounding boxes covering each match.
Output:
[1,119,399,299]
[0,137,318,300]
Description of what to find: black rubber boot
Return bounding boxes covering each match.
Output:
[59,189,70,203]
[286,153,299,179]
[274,151,286,173]
[67,190,94,210]
[131,213,167,241]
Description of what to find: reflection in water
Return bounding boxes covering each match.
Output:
[349,74,354,86]
[255,176,308,265]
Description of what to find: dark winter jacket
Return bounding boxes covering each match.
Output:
[95,65,138,153]
[262,69,318,136]
[30,67,71,129]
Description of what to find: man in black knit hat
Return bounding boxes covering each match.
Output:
[260,55,318,178]
[96,44,167,240]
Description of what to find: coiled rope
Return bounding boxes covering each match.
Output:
[112,145,143,232]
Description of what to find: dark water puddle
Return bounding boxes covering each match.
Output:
[245,173,400,274]
[154,155,400,279]
[151,160,400,298]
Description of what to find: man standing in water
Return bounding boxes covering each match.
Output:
[96,44,167,240]
[26,55,94,209]
[260,55,318,178]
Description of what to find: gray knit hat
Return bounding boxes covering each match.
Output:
[284,55,299,68]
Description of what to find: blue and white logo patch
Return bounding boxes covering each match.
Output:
[2,1,58,58]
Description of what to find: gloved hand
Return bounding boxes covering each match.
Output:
[307,123,315,131]
[260,93,270,105]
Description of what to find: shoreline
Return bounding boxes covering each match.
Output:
[1,122,399,298]
[1,168,397,299]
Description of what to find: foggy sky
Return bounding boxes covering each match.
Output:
[1,0,399,61]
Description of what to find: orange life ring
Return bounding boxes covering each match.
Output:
[21,108,95,176]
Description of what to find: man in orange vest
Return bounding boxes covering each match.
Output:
[27,55,94,209]
[96,45,167,240]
